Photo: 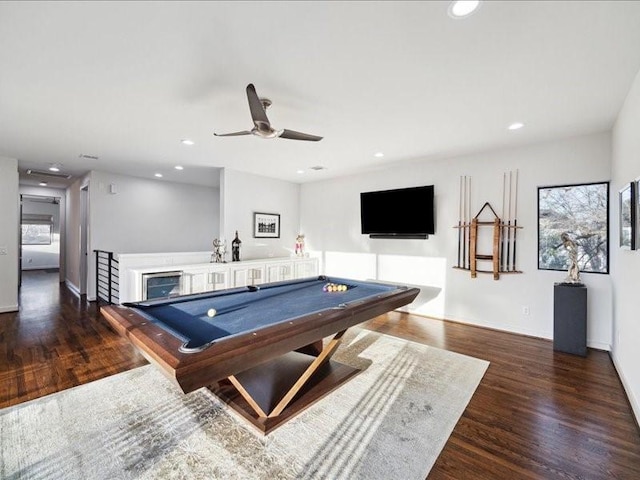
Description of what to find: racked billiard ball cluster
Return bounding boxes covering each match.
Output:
[323,282,348,292]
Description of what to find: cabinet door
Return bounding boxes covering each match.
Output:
[183,268,209,294]
[230,266,265,287]
[294,260,318,278]
[206,268,229,291]
[266,262,293,283]
[230,268,248,288]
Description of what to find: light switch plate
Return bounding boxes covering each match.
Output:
[0,246,7,255]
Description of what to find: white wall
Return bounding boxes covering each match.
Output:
[85,171,220,298]
[64,171,220,298]
[220,168,301,260]
[300,132,613,349]
[0,156,19,313]
[89,171,219,254]
[611,68,640,423]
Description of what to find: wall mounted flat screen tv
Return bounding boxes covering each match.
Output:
[360,185,435,239]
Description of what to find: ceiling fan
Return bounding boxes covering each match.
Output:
[214,84,322,141]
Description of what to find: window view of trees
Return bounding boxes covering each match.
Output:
[538,182,609,274]
[21,224,52,245]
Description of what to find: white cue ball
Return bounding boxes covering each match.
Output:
[207,308,216,318]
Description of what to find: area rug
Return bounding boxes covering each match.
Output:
[1,329,488,480]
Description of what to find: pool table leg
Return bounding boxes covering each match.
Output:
[214,328,358,434]
[269,330,346,417]
[295,339,323,356]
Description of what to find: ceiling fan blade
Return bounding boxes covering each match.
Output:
[279,129,323,141]
[213,131,252,137]
[246,84,270,128]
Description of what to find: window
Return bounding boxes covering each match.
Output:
[21,214,53,246]
[538,182,609,274]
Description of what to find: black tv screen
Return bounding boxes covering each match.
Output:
[360,185,435,237]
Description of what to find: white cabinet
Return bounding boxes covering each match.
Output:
[207,267,229,291]
[125,256,319,303]
[229,265,265,287]
[294,259,318,279]
[183,265,230,294]
[182,266,210,295]
[265,261,294,283]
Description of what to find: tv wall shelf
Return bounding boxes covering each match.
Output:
[454,173,523,280]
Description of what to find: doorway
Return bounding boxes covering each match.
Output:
[80,185,89,296]
[20,194,62,272]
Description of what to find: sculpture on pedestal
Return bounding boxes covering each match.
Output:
[561,232,581,284]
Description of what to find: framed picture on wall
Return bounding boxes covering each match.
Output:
[637,178,640,250]
[253,212,280,238]
[619,182,635,250]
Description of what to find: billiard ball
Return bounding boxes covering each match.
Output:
[207,308,216,318]
[323,282,348,293]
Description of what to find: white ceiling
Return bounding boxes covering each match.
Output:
[2,1,640,189]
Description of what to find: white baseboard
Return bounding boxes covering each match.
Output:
[587,340,611,351]
[611,351,640,427]
[0,304,19,313]
[65,280,81,297]
[414,311,612,352]
[22,265,60,271]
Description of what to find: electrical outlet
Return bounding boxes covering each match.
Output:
[0,246,7,255]
[522,306,530,315]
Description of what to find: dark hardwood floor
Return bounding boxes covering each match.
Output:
[0,270,147,407]
[2,270,639,479]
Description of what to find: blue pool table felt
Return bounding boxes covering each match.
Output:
[129,277,395,350]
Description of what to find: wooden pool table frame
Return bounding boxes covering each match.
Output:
[101,279,419,434]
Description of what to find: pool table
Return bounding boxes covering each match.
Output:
[101,275,419,434]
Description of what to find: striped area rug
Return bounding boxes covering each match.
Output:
[1,328,488,480]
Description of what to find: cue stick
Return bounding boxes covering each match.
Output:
[458,176,462,268]
[506,171,512,272]
[462,176,466,269]
[512,169,519,271]
[465,175,469,269]
[467,176,472,270]
[501,172,506,272]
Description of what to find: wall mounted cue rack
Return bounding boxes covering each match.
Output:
[453,172,523,280]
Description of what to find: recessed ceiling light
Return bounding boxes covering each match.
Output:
[49,165,60,172]
[508,122,525,131]
[154,173,163,178]
[374,152,384,158]
[39,181,48,186]
[181,139,194,146]
[448,1,480,18]
[174,165,184,170]
[297,170,305,174]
